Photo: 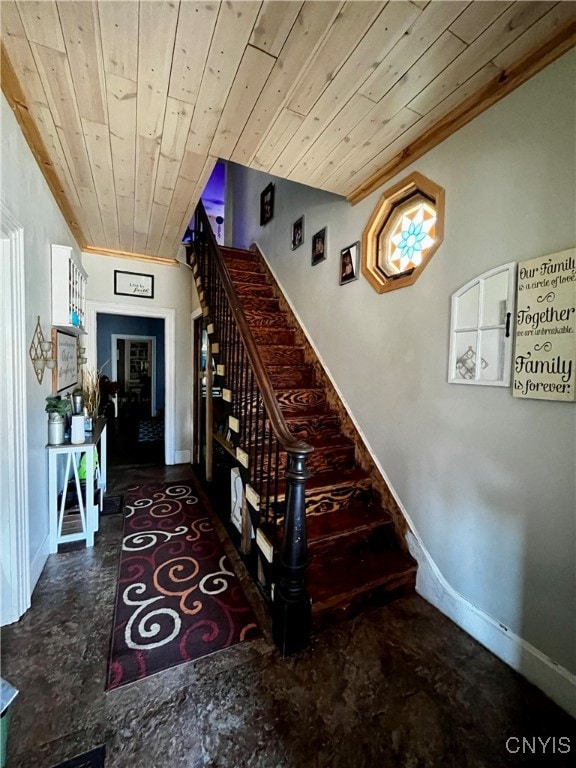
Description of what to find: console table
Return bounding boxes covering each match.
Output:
[47,418,107,551]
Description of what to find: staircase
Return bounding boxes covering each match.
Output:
[217,245,417,621]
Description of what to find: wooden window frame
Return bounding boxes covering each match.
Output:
[361,172,445,294]
[448,262,517,387]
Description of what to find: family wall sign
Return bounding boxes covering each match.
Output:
[513,248,576,401]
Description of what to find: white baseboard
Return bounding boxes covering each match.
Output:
[174,450,191,464]
[256,242,576,718]
[408,532,576,718]
[29,535,49,592]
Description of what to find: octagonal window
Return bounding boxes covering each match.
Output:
[362,172,444,293]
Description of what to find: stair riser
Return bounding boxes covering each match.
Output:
[276,389,327,414]
[284,414,340,440]
[225,259,263,274]
[259,346,305,366]
[308,523,398,555]
[268,367,315,389]
[243,311,282,328]
[221,249,259,262]
[305,483,372,515]
[240,296,280,313]
[252,329,295,346]
[254,444,355,477]
[227,271,270,287]
[308,445,356,473]
[234,283,275,299]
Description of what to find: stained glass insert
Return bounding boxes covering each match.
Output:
[378,198,437,277]
[362,171,444,294]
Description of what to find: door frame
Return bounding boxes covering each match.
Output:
[111,334,157,416]
[191,307,203,464]
[0,202,31,625]
[86,301,176,465]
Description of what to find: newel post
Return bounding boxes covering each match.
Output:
[272,447,312,656]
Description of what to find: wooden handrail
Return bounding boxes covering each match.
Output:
[189,200,312,655]
[192,202,313,458]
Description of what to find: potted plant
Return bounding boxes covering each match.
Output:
[45,395,71,445]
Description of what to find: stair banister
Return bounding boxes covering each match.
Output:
[189,200,313,655]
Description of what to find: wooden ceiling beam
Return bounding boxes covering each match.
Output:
[82,244,179,266]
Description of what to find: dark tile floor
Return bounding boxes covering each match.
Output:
[2,464,575,768]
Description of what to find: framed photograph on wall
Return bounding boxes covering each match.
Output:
[114,270,154,299]
[339,242,360,285]
[260,182,274,226]
[291,216,304,250]
[311,227,327,266]
[52,329,78,392]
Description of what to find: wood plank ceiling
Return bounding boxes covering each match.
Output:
[1,1,575,262]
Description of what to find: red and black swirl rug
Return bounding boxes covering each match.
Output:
[106,480,260,690]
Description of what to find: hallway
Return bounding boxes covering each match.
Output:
[1,464,574,768]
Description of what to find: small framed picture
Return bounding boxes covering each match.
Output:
[311,228,327,266]
[291,216,304,250]
[260,182,274,226]
[339,242,360,285]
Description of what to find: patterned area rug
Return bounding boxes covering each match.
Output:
[107,481,260,690]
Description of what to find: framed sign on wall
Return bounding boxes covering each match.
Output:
[513,248,576,401]
[52,329,78,392]
[114,270,154,299]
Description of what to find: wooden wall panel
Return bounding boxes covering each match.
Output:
[231,0,342,166]
[57,0,107,124]
[270,0,421,178]
[2,0,572,257]
[409,1,555,116]
[136,1,179,140]
[82,118,119,247]
[106,73,137,199]
[154,97,193,208]
[186,2,261,155]
[16,0,66,53]
[168,1,218,106]
[210,45,275,160]
[360,0,468,103]
[98,0,138,80]
[250,1,304,58]
[30,43,94,188]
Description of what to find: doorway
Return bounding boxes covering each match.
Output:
[111,334,157,418]
[0,203,30,625]
[99,318,164,467]
[85,301,176,466]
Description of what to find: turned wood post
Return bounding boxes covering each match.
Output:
[273,447,312,656]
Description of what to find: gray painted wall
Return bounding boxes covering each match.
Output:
[229,51,576,678]
[1,94,81,587]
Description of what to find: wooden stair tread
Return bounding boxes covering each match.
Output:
[308,547,417,614]
[307,501,394,545]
